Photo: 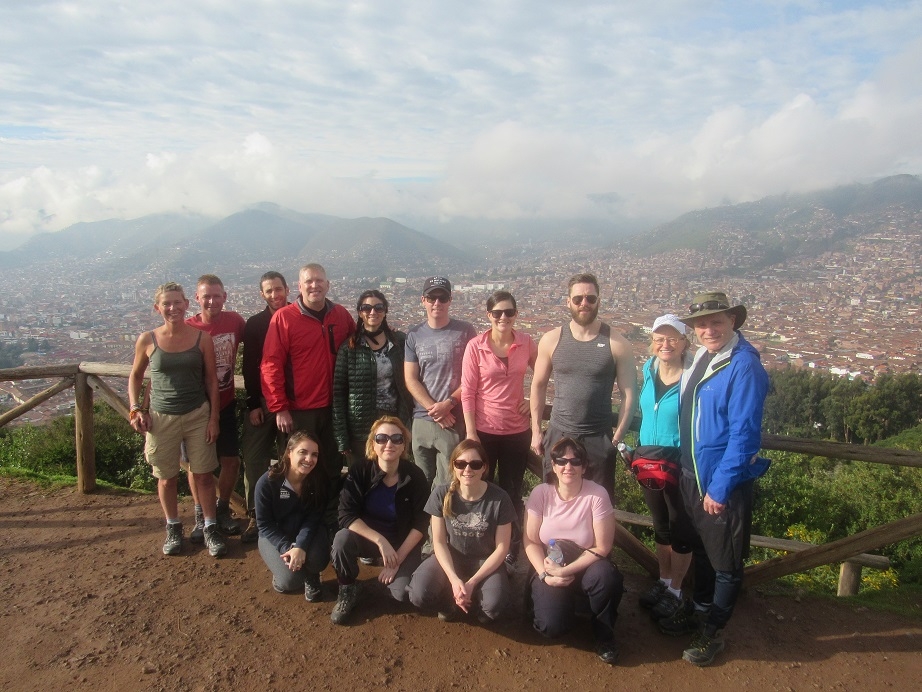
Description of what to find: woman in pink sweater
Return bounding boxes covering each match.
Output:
[461,290,537,565]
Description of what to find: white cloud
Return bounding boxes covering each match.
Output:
[1,1,921,247]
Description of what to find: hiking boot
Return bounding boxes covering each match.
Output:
[304,573,323,603]
[240,515,259,544]
[438,606,460,622]
[216,500,241,535]
[651,590,683,620]
[595,640,620,665]
[190,506,205,544]
[203,524,227,557]
[162,522,183,556]
[658,600,704,637]
[331,583,360,625]
[682,627,725,666]
[639,580,667,609]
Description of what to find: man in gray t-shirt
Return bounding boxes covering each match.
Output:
[404,277,477,487]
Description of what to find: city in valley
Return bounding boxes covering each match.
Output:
[0,210,919,425]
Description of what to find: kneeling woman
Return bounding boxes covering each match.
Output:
[330,416,428,624]
[524,437,623,664]
[408,440,516,623]
[255,432,330,602]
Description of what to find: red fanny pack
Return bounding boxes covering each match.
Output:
[628,445,681,490]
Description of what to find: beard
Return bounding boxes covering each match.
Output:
[570,302,598,326]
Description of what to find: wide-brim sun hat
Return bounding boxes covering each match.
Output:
[680,291,747,328]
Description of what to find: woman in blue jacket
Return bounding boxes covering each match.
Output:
[636,314,695,621]
[255,431,330,602]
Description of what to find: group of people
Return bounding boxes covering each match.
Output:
[128,266,769,668]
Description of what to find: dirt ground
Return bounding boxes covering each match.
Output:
[1,478,920,692]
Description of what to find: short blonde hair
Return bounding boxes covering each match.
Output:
[154,282,186,304]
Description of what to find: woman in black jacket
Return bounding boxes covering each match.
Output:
[255,431,329,602]
[329,416,429,625]
[332,290,412,458]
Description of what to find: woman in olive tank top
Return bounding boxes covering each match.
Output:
[128,282,226,558]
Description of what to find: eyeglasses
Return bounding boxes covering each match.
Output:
[652,336,682,346]
[373,433,405,445]
[489,308,516,319]
[358,303,386,314]
[551,455,585,467]
[425,294,450,304]
[689,300,729,314]
[569,294,598,306]
[453,459,485,471]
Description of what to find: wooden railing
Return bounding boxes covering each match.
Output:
[1,362,921,595]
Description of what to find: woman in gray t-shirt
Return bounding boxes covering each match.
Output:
[407,439,516,623]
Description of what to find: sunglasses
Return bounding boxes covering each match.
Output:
[373,433,405,445]
[551,455,585,467]
[689,300,729,314]
[425,294,450,304]
[570,294,598,306]
[453,459,486,471]
[489,308,516,319]
[358,303,386,314]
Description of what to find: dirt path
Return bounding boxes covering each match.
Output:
[1,478,920,691]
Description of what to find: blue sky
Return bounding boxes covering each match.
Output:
[1,1,921,248]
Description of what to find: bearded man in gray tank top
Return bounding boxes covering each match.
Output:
[530,273,637,501]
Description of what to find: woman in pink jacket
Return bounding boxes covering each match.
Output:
[461,290,537,565]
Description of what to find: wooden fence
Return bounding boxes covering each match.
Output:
[1,362,921,596]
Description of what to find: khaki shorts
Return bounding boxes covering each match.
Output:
[146,401,218,479]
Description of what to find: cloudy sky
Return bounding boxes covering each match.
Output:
[1,0,921,249]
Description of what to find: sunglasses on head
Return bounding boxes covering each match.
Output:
[689,300,729,314]
[358,303,386,314]
[489,308,516,319]
[570,294,598,306]
[374,433,405,445]
[425,294,450,304]
[551,454,585,467]
[453,459,485,471]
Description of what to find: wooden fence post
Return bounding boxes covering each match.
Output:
[837,561,863,596]
[74,372,96,493]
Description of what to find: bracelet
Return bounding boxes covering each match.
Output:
[129,408,149,422]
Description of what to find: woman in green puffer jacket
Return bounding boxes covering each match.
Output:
[333,290,413,460]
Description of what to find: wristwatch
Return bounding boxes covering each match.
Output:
[539,571,548,582]
[448,395,457,406]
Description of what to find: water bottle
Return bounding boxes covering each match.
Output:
[547,539,564,565]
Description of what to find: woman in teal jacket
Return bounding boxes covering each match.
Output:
[332,290,412,458]
[636,314,695,621]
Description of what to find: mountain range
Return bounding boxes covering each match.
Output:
[1,175,920,278]
[631,174,922,270]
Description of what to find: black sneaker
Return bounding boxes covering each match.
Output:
[203,524,227,557]
[240,516,259,544]
[304,573,323,602]
[658,600,704,637]
[682,627,725,666]
[651,590,683,620]
[216,500,241,535]
[162,522,183,556]
[639,580,667,609]
[596,640,620,665]
[189,507,205,544]
[331,583,360,625]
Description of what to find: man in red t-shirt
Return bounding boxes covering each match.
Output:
[185,274,246,539]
